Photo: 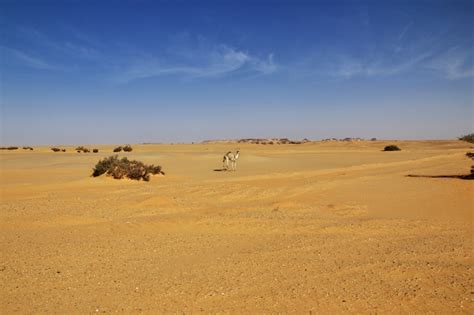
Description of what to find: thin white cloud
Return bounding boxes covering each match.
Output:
[329,48,472,80]
[113,45,277,84]
[1,46,56,70]
[253,53,277,74]
[426,47,474,80]
[398,21,413,41]
[17,26,102,61]
[331,51,436,79]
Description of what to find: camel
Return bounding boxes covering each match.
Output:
[223,150,240,171]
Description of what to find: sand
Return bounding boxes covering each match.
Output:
[0,141,472,313]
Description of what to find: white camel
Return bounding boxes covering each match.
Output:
[223,150,240,171]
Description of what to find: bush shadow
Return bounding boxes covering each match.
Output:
[406,174,473,180]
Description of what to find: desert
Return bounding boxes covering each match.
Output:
[0,140,472,313]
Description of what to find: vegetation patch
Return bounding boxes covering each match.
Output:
[0,146,19,150]
[22,146,33,150]
[51,147,62,152]
[76,146,90,153]
[113,146,122,152]
[458,133,474,143]
[383,145,401,151]
[93,149,99,153]
[92,155,164,181]
[466,152,474,178]
[123,145,133,152]
[460,135,474,178]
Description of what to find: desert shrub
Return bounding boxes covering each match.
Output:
[92,155,119,177]
[7,146,18,150]
[51,147,61,152]
[383,145,401,151]
[92,155,164,181]
[147,164,163,175]
[123,145,133,152]
[93,149,99,153]
[113,146,122,152]
[371,138,377,141]
[466,152,474,178]
[76,146,91,153]
[22,146,33,150]
[61,149,66,152]
[459,133,474,143]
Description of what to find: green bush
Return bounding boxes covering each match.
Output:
[113,146,122,152]
[123,145,133,152]
[383,145,401,151]
[459,133,474,143]
[92,155,164,181]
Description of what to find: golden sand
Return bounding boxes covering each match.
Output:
[1,141,472,313]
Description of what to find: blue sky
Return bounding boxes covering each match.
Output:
[1,0,473,145]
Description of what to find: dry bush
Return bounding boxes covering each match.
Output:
[383,145,401,151]
[113,146,122,152]
[92,155,164,181]
[459,133,474,143]
[51,148,61,152]
[76,146,90,153]
[123,145,133,152]
[93,149,99,153]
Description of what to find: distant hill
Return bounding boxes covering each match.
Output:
[201,138,312,145]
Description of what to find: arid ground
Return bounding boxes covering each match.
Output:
[1,141,472,313]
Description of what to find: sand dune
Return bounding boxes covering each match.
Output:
[0,141,472,313]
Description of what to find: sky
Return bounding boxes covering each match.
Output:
[0,0,473,145]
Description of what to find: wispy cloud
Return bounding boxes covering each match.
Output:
[17,27,102,61]
[397,21,413,41]
[332,51,433,78]
[1,46,56,70]
[426,46,474,80]
[112,45,277,84]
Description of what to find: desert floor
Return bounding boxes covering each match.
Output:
[1,141,473,313]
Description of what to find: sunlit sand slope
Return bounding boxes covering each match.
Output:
[1,141,472,313]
